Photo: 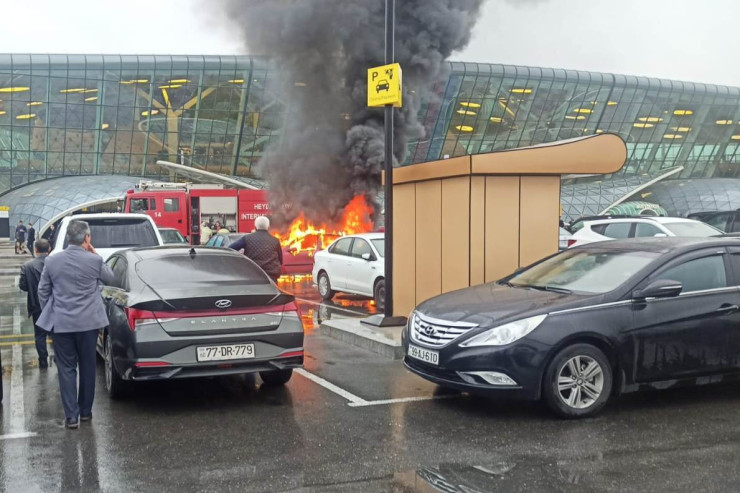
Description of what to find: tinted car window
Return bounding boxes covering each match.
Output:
[63,218,159,249]
[160,229,186,244]
[329,238,353,255]
[111,257,128,290]
[703,212,731,231]
[509,249,659,294]
[136,254,269,286]
[351,239,373,258]
[655,255,727,293]
[634,223,664,237]
[602,222,632,238]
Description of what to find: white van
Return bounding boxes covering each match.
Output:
[50,213,163,261]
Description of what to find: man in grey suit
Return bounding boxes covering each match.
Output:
[38,220,114,429]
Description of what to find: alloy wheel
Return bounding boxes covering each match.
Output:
[557,355,604,409]
[318,275,329,296]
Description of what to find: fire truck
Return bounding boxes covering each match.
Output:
[123,181,271,244]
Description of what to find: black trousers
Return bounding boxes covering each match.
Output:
[31,314,49,362]
[53,330,98,420]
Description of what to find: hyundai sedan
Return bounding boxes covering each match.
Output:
[98,246,304,398]
[403,237,740,418]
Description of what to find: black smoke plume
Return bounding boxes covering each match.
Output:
[214,0,484,225]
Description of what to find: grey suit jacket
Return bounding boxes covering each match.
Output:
[37,245,115,333]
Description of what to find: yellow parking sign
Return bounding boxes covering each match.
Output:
[368,63,402,108]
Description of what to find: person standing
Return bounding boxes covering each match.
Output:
[228,216,283,282]
[26,222,36,258]
[200,221,213,245]
[19,239,51,368]
[15,220,27,255]
[37,220,114,429]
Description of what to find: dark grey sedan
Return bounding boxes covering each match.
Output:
[98,246,304,398]
[403,237,740,418]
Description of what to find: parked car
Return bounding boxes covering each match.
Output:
[205,232,244,248]
[158,227,188,244]
[403,237,740,418]
[312,233,385,308]
[50,213,163,261]
[98,246,304,398]
[568,216,720,247]
[209,231,340,275]
[558,227,572,250]
[687,209,740,233]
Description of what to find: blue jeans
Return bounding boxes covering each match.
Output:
[53,330,98,420]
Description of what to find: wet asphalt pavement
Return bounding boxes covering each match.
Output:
[2,243,740,492]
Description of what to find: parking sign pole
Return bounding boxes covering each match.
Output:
[383,0,395,320]
[363,0,406,327]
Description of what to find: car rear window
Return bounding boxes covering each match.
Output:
[63,218,159,249]
[136,254,269,286]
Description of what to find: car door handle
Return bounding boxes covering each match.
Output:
[716,304,739,314]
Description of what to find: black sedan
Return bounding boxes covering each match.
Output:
[98,246,304,398]
[403,237,740,418]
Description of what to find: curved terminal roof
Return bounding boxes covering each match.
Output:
[1,175,144,236]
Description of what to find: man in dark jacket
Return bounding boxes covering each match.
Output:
[19,239,51,368]
[229,216,283,282]
[15,220,27,254]
[27,222,36,258]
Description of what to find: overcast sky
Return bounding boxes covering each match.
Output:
[1,0,738,87]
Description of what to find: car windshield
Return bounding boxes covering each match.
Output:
[663,222,721,237]
[371,239,385,256]
[63,218,159,249]
[508,249,659,294]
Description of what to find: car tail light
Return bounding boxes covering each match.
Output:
[567,239,577,247]
[284,301,301,318]
[124,307,158,331]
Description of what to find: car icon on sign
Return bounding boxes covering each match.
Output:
[376,79,390,93]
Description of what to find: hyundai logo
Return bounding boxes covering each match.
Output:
[423,324,436,337]
[215,299,232,309]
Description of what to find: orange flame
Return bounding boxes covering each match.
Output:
[275,196,375,254]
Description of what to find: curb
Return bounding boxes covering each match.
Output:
[320,318,404,360]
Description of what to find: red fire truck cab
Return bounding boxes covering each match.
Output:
[123,181,271,245]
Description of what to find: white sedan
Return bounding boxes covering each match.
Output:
[312,233,385,308]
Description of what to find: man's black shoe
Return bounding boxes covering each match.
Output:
[39,358,48,369]
[65,418,79,429]
[80,415,92,422]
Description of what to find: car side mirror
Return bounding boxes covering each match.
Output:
[633,279,682,300]
[361,253,375,261]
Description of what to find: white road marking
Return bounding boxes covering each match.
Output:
[295,368,368,406]
[12,306,20,334]
[294,297,369,317]
[348,394,461,407]
[14,275,19,288]
[296,368,462,408]
[9,307,28,435]
[0,432,37,441]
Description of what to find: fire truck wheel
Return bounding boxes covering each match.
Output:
[374,279,385,310]
[317,272,335,300]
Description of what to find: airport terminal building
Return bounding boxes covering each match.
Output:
[2,54,740,228]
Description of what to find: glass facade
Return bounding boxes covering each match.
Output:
[413,62,740,178]
[0,54,281,195]
[2,55,740,202]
